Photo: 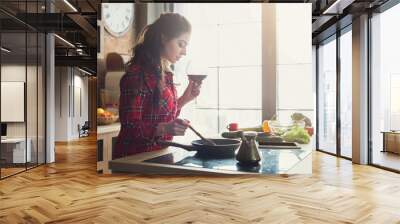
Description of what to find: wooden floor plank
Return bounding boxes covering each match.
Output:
[0,135,400,223]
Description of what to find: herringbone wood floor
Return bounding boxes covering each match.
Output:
[1,135,400,224]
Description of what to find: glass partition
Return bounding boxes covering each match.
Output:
[0,0,46,179]
[0,27,28,178]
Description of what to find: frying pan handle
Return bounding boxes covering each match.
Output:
[157,140,196,151]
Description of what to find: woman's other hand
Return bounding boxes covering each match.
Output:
[178,80,202,108]
[156,118,190,136]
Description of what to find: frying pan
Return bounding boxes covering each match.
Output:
[158,138,241,157]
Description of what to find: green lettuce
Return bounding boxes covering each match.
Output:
[282,126,310,144]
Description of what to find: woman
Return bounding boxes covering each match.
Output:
[113,13,201,159]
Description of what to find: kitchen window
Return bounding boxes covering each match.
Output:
[174,3,262,137]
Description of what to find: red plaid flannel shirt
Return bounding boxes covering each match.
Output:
[113,64,180,159]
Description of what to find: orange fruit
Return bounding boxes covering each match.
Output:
[97,108,105,116]
[262,120,270,133]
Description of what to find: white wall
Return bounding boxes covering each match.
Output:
[72,73,89,138]
[55,66,68,141]
[55,67,89,141]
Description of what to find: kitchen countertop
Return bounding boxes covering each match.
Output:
[97,122,121,174]
[97,122,121,135]
[109,136,313,175]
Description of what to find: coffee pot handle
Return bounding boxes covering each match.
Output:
[238,131,248,144]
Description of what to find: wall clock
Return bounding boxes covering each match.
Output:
[102,3,134,37]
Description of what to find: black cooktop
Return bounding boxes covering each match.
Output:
[143,147,311,174]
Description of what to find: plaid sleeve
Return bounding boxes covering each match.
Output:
[175,107,181,118]
[119,73,158,143]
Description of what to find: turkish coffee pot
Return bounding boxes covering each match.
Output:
[236,131,261,165]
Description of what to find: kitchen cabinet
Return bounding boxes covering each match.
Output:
[97,122,120,174]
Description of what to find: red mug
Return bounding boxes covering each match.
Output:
[226,123,238,131]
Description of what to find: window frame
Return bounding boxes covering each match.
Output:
[368,0,400,173]
[315,24,352,161]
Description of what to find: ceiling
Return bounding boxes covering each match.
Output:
[0,0,99,74]
[310,0,391,43]
[1,0,397,73]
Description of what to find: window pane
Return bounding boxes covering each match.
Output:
[190,109,219,138]
[371,3,400,171]
[186,24,219,67]
[179,3,220,26]
[318,38,337,154]
[196,68,218,108]
[390,75,400,130]
[219,23,261,67]
[219,66,261,109]
[340,29,352,158]
[218,3,261,24]
[391,114,400,130]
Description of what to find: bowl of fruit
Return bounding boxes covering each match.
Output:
[97,108,118,125]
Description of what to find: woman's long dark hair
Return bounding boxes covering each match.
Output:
[127,13,191,108]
